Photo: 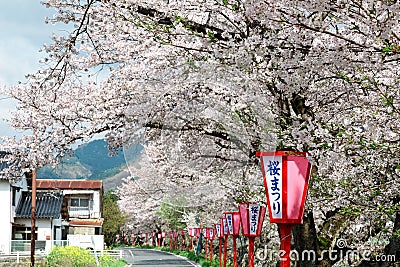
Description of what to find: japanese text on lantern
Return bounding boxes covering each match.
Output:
[226,214,233,234]
[223,219,229,235]
[209,229,214,239]
[249,204,260,235]
[263,156,283,219]
[216,225,221,237]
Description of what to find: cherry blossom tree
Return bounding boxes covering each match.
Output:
[1,1,400,265]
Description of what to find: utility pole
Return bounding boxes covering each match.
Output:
[30,168,37,266]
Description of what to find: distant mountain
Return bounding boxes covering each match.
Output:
[37,139,143,191]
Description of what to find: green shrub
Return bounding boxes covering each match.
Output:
[186,251,198,262]
[45,246,96,267]
[43,246,126,267]
[178,251,189,257]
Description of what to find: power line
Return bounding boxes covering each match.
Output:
[0,96,14,101]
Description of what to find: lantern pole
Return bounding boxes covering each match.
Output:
[223,235,228,267]
[278,224,293,267]
[219,237,223,267]
[205,238,208,260]
[232,235,238,267]
[209,240,213,264]
[248,236,255,267]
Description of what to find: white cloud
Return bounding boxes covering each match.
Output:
[0,1,57,137]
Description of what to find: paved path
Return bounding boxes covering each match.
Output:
[121,248,199,267]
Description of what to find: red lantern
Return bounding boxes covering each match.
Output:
[224,211,241,236]
[257,151,311,223]
[207,228,215,264]
[220,217,229,267]
[152,231,157,247]
[215,223,223,238]
[239,203,266,237]
[162,232,167,248]
[233,212,241,236]
[208,228,215,240]
[224,212,234,236]
[130,233,135,245]
[257,151,312,267]
[187,228,194,250]
[157,233,161,247]
[169,232,173,249]
[238,203,266,267]
[195,228,201,238]
[115,234,120,245]
[180,229,186,250]
[221,218,228,236]
[190,228,195,237]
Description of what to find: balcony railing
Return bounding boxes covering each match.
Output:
[68,206,90,218]
[10,240,49,252]
[68,206,101,218]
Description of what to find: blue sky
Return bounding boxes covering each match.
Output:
[0,1,57,137]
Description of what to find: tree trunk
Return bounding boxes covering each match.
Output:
[292,211,318,267]
[382,212,400,267]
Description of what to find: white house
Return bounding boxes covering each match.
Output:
[13,179,104,252]
[0,152,28,254]
[34,179,104,238]
[0,148,105,254]
[0,160,104,254]
[13,190,64,251]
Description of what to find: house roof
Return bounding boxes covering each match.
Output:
[16,191,64,219]
[36,179,103,190]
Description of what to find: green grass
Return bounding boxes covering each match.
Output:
[158,247,224,267]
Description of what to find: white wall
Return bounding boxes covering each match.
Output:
[92,191,101,218]
[67,234,104,251]
[0,181,11,254]
[16,218,52,241]
[64,189,102,219]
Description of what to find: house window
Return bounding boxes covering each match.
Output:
[71,198,89,207]
[13,227,37,240]
[69,197,91,218]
